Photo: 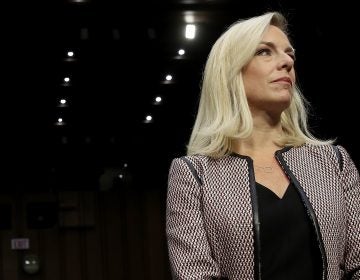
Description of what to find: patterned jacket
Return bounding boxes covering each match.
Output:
[166,144,360,280]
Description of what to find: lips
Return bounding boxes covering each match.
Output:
[272,77,292,86]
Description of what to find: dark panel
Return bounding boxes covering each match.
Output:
[0,204,12,230]
[26,202,58,229]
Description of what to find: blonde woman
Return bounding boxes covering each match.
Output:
[166,11,360,280]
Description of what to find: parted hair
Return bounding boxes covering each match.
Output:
[187,11,333,158]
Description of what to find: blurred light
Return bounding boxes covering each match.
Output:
[155,96,162,103]
[118,174,123,179]
[185,24,196,39]
[64,77,70,83]
[178,49,185,55]
[124,163,128,168]
[184,13,195,23]
[185,14,195,23]
[67,51,74,57]
[165,75,172,81]
[56,117,66,126]
[70,0,87,3]
[143,114,153,124]
[60,99,67,105]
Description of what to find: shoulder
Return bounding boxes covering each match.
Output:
[300,143,350,163]
[335,144,353,162]
[282,143,342,169]
[169,155,209,176]
[169,154,250,187]
[333,145,359,174]
[170,154,215,176]
[168,155,212,186]
[170,154,209,168]
[285,143,338,156]
[170,154,246,175]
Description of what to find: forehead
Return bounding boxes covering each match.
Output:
[261,25,291,45]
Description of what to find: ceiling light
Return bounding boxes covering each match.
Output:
[185,24,196,39]
[184,11,195,23]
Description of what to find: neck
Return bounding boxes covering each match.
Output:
[232,131,283,158]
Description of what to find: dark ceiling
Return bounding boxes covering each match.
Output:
[6,0,359,191]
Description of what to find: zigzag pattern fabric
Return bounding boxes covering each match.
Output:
[166,144,360,280]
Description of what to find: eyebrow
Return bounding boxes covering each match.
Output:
[259,41,295,53]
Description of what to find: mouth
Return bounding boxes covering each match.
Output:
[272,77,293,86]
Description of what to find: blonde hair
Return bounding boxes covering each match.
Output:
[187,11,333,158]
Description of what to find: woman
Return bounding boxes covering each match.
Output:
[165,11,360,280]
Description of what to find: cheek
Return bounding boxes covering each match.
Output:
[242,63,268,95]
[243,65,267,83]
[292,72,296,83]
[289,68,296,81]
[243,73,265,97]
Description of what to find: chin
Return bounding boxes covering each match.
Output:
[278,89,292,100]
[276,93,292,109]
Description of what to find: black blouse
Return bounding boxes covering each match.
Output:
[256,181,322,280]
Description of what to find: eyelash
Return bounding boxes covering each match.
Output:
[256,48,271,56]
[288,53,296,61]
[256,48,296,61]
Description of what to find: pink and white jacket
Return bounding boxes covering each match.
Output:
[166,144,360,279]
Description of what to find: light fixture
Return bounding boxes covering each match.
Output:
[178,49,185,56]
[185,24,196,39]
[22,254,40,275]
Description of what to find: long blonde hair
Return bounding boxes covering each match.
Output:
[187,11,332,158]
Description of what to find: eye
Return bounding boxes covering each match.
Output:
[255,48,272,57]
[287,52,296,61]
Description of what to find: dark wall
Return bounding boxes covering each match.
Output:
[0,187,171,279]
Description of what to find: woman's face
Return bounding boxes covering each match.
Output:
[242,25,296,114]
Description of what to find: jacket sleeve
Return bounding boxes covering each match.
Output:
[166,157,221,280]
[338,146,360,279]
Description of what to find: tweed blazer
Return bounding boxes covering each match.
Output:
[166,144,360,280]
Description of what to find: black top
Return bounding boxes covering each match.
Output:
[256,181,321,280]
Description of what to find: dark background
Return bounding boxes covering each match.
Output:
[2,0,359,278]
[6,0,359,191]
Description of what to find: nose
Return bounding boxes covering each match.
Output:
[278,53,294,72]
